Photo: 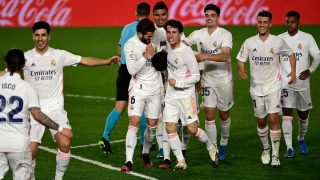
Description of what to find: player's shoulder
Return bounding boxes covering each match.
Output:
[218,27,232,35]
[123,21,138,31]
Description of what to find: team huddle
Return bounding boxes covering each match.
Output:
[1,1,319,179]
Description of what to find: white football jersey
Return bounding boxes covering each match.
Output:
[125,35,163,95]
[237,34,293,96]
[165,43,200,100]
[24,47,81,112]
[278,30,320,90]
[184,27,233,87]
[0,72,40,152]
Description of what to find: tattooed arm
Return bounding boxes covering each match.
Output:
[29,107,63,133]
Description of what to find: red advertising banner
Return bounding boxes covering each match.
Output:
[1,0,319,27]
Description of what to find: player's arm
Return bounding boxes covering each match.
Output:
[287,54,297,84]
[80,56,120,66]
[196,47,231,62]
[300,36,320,80]
[29,107,70,137]
[126,43,154,75]
[237,60,247,80]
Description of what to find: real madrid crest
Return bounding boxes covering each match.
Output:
[298,43,302,50]
[213,41,217,47]
[269,48,274,54]
[50,59,56,67]
[130,105,134,110]
[174,58,178,64]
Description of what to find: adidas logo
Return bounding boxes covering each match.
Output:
[187,116,192,120]
[253,48,257,52]
[31,63,36,67]
[276,104,280,108]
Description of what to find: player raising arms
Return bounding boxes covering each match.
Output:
[120,18,163,172]
[0,49,69,180]
[163,19,219,170]
[24,21,119,180]
[183,4,233,161]
[237,10,296,167]
[278,10,320,157]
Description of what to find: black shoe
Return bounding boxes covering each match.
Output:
[98,137,112,154]
[142,153,152,168]
[159,159,171,169]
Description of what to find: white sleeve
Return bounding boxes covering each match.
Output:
[308,35,320,73]
[237,40,249,62]
[279,39,293,56]
[28,85,40,108]
[222,31,233,49]
[60,50,81,67]
[125,42,147,75]
[183,31,197,46]
[175,48,200,88]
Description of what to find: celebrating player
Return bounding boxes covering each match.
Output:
[278,10,320,157]
[237,10,296,167]
[24,21,119,180]
[0,49,69,180]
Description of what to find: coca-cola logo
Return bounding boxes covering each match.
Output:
[0,0,72,27]
[169,0,269,25]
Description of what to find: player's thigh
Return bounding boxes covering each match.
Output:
[250,93,267,119]
[177,95,199,125]
[30,117,46,144]
[296,88,312,111]
[265,90,281,114]
[281,88,296,108]
[0,153,9,179]
[202,86,217,108]
[145,93,162,119]
[48,109,72,139]
[128,92,146,117]
[7,150,32,180]
[163,99,180,124]
[215,82,234,111]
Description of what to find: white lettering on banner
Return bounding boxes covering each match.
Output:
[0,0,71,27]
[169,0,269,25]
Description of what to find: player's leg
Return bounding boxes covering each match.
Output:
[0,153,9,179]
[281,88,295,157]
[296,89,312,154]
[159,125,171,169]
[156,119,164,158]
[181,125,190,158]
[203,86,218,146]
[7,151,32,180]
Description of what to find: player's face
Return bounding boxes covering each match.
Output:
[33,28,50,53]
[205,10,219,28]
[139,32,154,45]
[153,9,168,28]
[166,26,181,47]
[286,16,299,35]
[257,16,271,36]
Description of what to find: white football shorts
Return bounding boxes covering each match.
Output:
[251,90,281,118]
[281,88,312,111]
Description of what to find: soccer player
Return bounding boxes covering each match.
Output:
[120,18,163,172]
[163,19,219,170]
[0,48,69,180]
[183,4,233,161]
[24,21,119,180]
[278,10,320,157]
[99,2,150,154]
[237,10,296,167]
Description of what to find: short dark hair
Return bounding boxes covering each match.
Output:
[164,19,183,33]
[257,10,272,21]
[153,1,168,12]
[137,2,150,17]
[204,4,220,16]
[286,10,300,20]
[136,18,155,34]
[32,21,51,34]
[5,48,26,75]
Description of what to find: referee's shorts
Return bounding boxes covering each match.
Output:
[116,64,131,101]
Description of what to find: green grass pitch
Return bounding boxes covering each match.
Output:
[0,25,319,179]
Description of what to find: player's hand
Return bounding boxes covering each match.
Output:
[195,53,207,62]
[287,71,297,84]
[144,44,155,60]
[108,56,121,65]
[195,81,202,93]
[168,78,176,87]
[299,69,311,80]
[238,68,247,80]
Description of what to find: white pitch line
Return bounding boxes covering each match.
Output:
[71,138,141,149]
[65,94,116,101]
[39,146,158,180]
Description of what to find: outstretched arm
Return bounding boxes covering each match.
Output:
[80,56,120,66]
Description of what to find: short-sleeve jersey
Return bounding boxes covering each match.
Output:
[0,72,40,152]
[237,34,293,96]
[184,27,233,87]
[24,47,81,112]
[165,43,200,100]
[119,21,139,64]
[125,35,163,95]
[278,30,320,90]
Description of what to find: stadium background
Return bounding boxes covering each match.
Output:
[1,0,319,179]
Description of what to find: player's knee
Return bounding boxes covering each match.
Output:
[219,111,229,121]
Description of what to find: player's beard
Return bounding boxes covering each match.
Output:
[141,38,151,45]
